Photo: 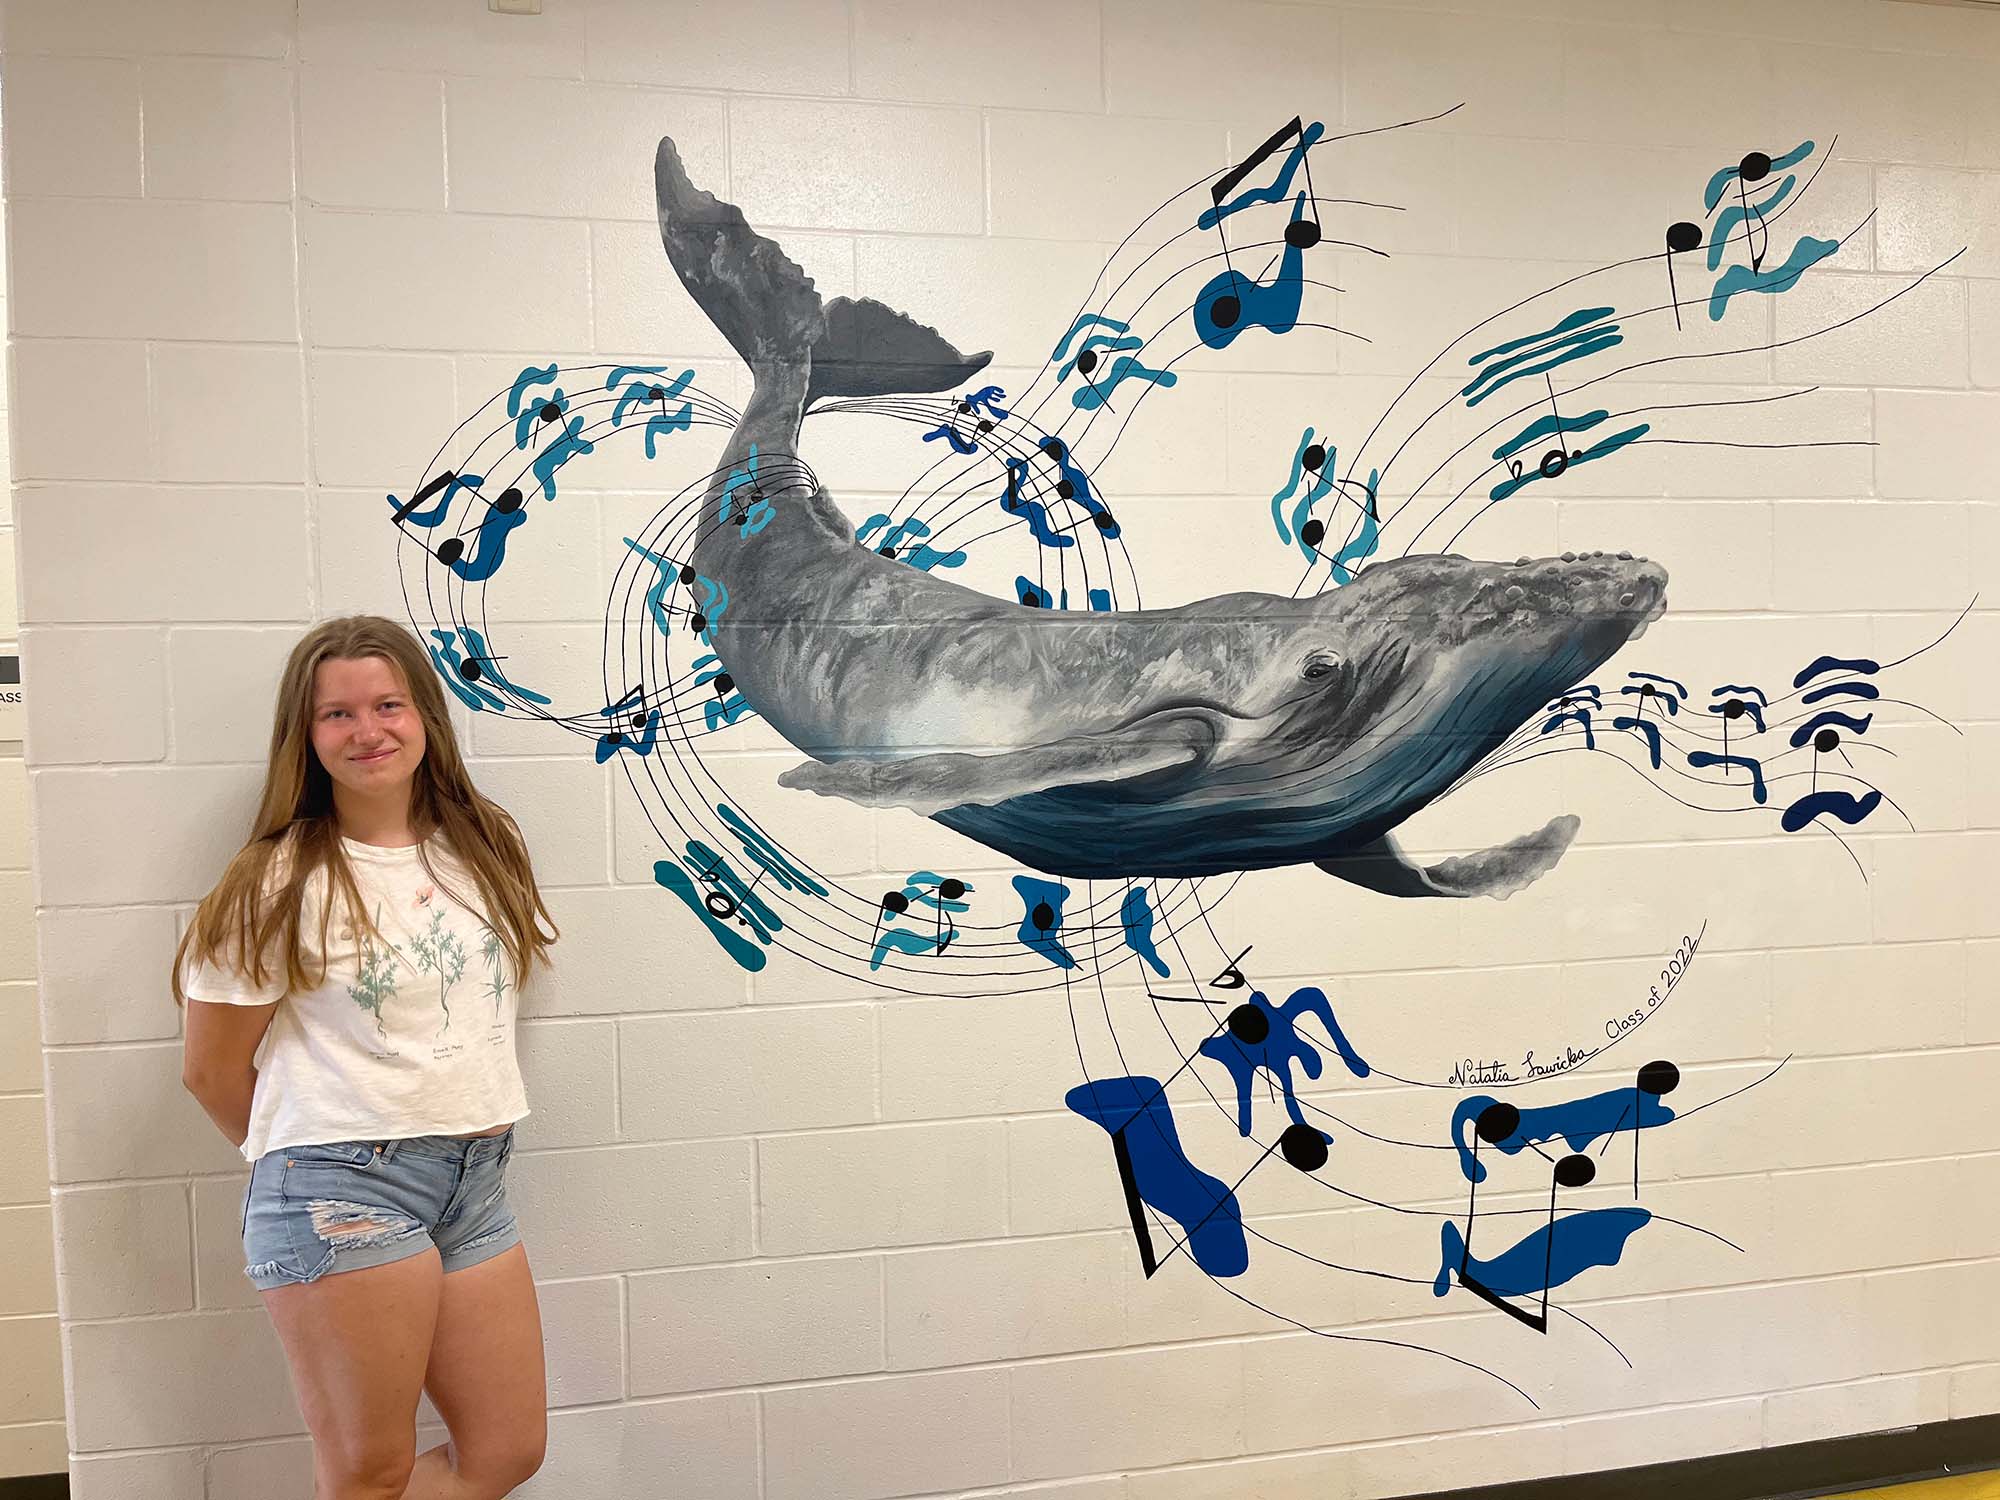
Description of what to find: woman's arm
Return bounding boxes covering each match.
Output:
[182,999,279,1150]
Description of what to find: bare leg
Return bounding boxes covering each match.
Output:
[262,1250,442,1500]
[400,1244,547,1500]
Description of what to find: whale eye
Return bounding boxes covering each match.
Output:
[1301,652,1341,683]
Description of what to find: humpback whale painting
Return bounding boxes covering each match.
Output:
[387,114,1965,1398]
[648,136,1662,899]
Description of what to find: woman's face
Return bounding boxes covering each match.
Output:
[309,655,427,803]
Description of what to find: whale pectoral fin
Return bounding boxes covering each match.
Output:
[778,733,1201,817]
[1316,815,1580,900]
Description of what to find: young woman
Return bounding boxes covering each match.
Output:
[175,615,558,1500]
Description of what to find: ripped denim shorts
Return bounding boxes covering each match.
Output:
[242,1128,519,1292]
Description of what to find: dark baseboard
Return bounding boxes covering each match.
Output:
[1414,1412,2000,1500]
[1,1414,1993,1500]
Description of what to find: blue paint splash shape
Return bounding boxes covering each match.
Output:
[1488,424,1649,503]
[1789,709,1871,749]
[1613,713,1662,768]
[652,852,772,972]
[1324,470,1381,585]
[1708,235,1840,321]
[1436,1209,1652,1299]
[869,871,973,969]
[1193,195,1310,350]
[1781,787,1883,834]
[595,707,660,762]
[1197,119,1326,230]
[1795,654,1879,687]
[1462,324,1623,407]
[1541,707,1596,750]
[1118,886,1170,977]
[1452,1086,1675,1184]
[1271,428,1335,556]
[1468,307,1616,366]
[1199,986,1368,1137]
[1065,1076,1249,1277]
[1703,139,1814,213]
[1013,875,1076,969]
[1687,749,1766,802]
[1708,174,1797,272]
[856,513,967,571]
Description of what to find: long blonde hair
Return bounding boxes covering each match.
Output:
[171,615,558,1006]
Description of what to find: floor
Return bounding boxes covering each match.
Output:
[1839,1474,2000,1500]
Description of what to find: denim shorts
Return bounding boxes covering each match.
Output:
[242,1128,520,1292]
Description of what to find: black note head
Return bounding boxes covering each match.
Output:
[939,878,966,900]
[1091,512,1115,532]
[495,487,524,514]
[458,659,482,681]
[1209,293,1242,330]
[1554,1153,1597,1189]
[1637,1059,1680,1097]
[1301,443,1327,471]
[1641,682,1657,696]
[1474,1101,1521,1145]
[878,546,897,558]
[1030,901,1056,931]
[688,613,708,634]
[678,564,697,585]
[1284,218,1322,250]
[538,401,561,424]
[1279,1123,1329,1173]
[1666,220,1703,254]
[958,401,972,413]
[1076,349,1099,375]
[1020,591,1042,607]
[649,385,665,401]
[1723,698,1745,718]
[1056,480,1076,500]
[1739,150,1772,183]
[713,673,734,696]
[977,419,995,432]
[1814,728,1839,753]
[1299,519,1326,551]
[436,538,466,565]
[1040,437,1066,460]
[882,891,909,915]
[1225,1002,1269,1045]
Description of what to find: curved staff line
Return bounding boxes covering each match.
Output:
[827,395,1138,610]
[1446,726,1913,851]
[871,250,1363,559]
[1329,197,1885,565]
[1357,206,1905,563]
[997,102,1462,458]
[1098,903,1633,1381]
[915,310,1371,564]
[1458,720,1915,833]
[1325,134,1848,534]
[1372,223,1959,567]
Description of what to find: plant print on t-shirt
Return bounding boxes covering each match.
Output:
[347,903,404,1041]
[407,886,469,1037]
[480,929,510,1019]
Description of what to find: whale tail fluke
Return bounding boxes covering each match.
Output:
[654,135,992,401]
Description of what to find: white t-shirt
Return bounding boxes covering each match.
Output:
[182,833,531,1162]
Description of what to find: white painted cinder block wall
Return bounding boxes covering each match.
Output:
[5,0,1999,1495]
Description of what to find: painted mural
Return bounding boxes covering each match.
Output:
[387,114,1968,1402]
